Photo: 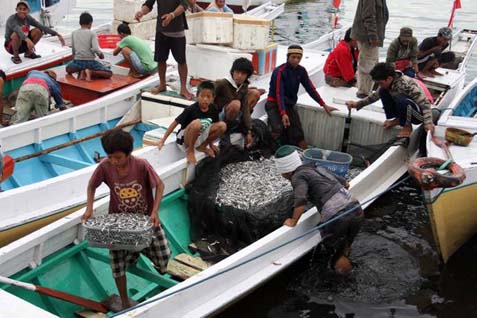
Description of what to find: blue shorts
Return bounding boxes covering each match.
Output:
[129,51,154,75]
[66,59,112,73]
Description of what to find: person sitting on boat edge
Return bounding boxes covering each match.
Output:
[346,62,435,139]
[81,129,171,311]
[12,70,65,124]
[157,81,227,164]
[324,28,359,88]
[66,12,113,81]
[417,27,457,78]
[4,1,65,65]
[114,22,158,78]
[386,27,419,78]
[275,146,364,275]
[206,0,234,13]
[266,45,337,149]
[0,70,6,127]
[135,0,193,99]
[215,58,261,148]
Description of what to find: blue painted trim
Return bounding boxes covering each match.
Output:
[34,143,60,178]
[99,122,110,131]
[41,154,90,170]
[68,132,96,164]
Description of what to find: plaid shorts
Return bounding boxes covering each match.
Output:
[110,225,171,278]
[66,59,112,73]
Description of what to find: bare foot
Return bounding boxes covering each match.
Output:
[186,150,197,165]
[180,87,193,100]
[128,70,143,78]
[397,125,412,137]
[84,69,92,81]
[78,70,86,80]
[151,83,167,94]
[197,145,215,158]
[383,118,400,129]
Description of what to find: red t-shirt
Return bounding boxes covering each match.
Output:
[324,40,359,82]
[89,155,160,215]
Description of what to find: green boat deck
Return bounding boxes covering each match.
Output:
[1,189,192,317]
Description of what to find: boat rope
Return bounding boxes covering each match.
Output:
[109,175,411,317]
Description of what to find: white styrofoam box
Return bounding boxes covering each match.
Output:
[111,64,130,76]
[186,44,252,80]
[113,19,157,41]
[185,12,233,44]
[141,92,192,123]
[232,15,271,50]
[114,0,158,23]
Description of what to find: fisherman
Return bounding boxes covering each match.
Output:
[157,81,227,164]
[275,146,364,275]
[346,62,435,139]
[187,0,203,13]
[82,129,171,310]
[417,27,456,77]
[113,22,157,78]
[66,12,113,81]
[266,45,337,149]
[215,58,260,148]
[0,70,6,127]
[386,27,419,78]
[324,28,359,88]
[206,0,234,13]
[12,70,65,124]
[4,1,65,64]
[135,0,193,99]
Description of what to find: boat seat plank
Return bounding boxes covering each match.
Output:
[41,154,91,170]
[75,310,107,318]
[174,253,209,271]
[166,259,200,281]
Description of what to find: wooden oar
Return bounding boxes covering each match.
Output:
[1,155,15,182]
[14,119,141,163]
[0,275,108,313]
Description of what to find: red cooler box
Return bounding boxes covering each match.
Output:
[252,43,278,76]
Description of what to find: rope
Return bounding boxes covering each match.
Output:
[110,175,411,317]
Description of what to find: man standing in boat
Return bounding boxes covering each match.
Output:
[346,62,435,139]
[275,146,364,275]
[135,0,193,99]
[4,1,65,64]
[266,45,336,149]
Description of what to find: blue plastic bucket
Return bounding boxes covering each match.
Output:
[303,148,352,177]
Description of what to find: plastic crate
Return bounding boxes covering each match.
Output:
[83,213,153,251]
[97,34,121,49]
[303,148,352,177]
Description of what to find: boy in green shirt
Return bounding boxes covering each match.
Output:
[113,23,158,77]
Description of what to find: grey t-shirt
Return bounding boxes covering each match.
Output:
[71,28,102,60]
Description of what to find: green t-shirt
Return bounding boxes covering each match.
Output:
[118,35,157,72]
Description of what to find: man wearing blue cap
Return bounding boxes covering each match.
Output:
[417,27,455,77]
[275,146,364,275]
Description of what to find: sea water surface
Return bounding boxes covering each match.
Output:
[57,1,477,317]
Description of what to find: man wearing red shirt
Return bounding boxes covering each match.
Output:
[324,28,359,88]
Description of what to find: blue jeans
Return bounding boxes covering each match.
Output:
[379,89,423,126]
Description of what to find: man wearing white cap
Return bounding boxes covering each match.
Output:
[275,146,364,275]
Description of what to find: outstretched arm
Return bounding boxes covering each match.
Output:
[157,120,179,149]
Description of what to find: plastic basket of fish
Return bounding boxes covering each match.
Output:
[303,148,352,177]
[83,213,154,251]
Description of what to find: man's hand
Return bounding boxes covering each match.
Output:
[345,100,358,110]
[161,13,173,28]
[245,132,253,148]
[150,213,161,227]
[283,218,298,227]
[135,11,144,21]
[281,114,290,128]
[98,52,104,59]
[323,104,338,116]
[157,138,165,150]
[81,208,93,222]
[57,34,65,46]
[424,123,435,135]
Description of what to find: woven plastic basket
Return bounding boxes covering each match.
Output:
[303,148,352,177]
[83,213,154,251]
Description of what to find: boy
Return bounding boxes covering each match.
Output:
[266,45,336,149]
[346,62,434,139]
[215,58,261,148]
[4,1,65,64]
[66,12,112,81]
[157,81,227,164]
[81,129,170,310]
[275,146,364,275]
[113,22,157,78]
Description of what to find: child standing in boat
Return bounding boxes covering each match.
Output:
[66,12,112,81]
[157,81,227,164]
[81,129,170,310]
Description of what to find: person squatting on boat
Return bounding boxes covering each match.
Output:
[346,62,435,139]
[157,81,227,164]
[386,27,419,78]
[417,27,456,78]
[135,0,193,99]
[4,1,65,64]
[275,146,364,275]
[114,22,158,78]
[0,70,6,127]
[351,0,389,98]
[324,28,359,88]
[266,45,337,149]
[12,70,65,124]
[81,129,171,310]
[66,12,113,81]
[215,58,260,148]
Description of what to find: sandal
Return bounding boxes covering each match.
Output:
[25,52,41,59]
[11,56,22,64]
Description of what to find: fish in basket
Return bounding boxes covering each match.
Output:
[83,213,154,251]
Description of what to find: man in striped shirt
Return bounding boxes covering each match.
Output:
[266,45,336,149]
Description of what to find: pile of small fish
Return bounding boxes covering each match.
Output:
[83,213,153,250]
[215,159,293,213]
